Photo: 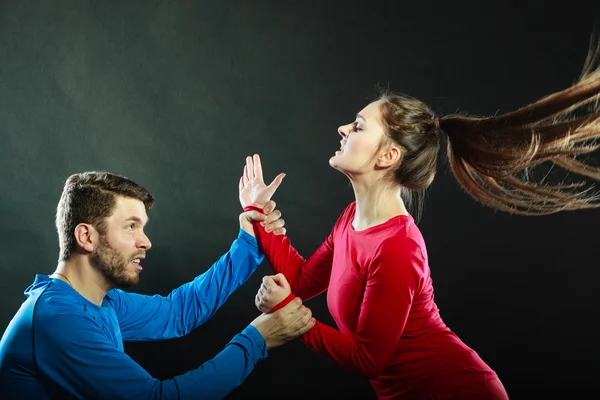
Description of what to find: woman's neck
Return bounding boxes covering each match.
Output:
[351,180,408,231]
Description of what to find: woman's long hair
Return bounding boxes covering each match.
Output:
[379,40,600,216]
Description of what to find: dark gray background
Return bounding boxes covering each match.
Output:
[1,1,598,398]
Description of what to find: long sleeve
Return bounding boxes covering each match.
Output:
[33,307,267,400]
[244,206,334,301]
[300,237,425,380]
[108,230,263,341]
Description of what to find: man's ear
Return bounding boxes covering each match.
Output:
[74,223,98,253]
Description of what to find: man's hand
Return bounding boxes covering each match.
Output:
[239,200,286,238]
[255,273,292,313]
[239,154,285,209]
[250,297,315,350]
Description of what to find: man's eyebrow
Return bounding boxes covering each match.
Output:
[125,216,148,226]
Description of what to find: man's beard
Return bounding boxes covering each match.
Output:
[90,235,140,288]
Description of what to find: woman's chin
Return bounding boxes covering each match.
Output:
[329,159,349,175]
[329,156,340,168]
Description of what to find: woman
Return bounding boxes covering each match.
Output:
[237,54,600,399]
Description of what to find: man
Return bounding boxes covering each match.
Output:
[0,171,315,399]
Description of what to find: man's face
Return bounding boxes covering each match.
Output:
[91,196,151,288]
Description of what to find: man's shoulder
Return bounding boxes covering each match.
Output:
[33,282,98,328]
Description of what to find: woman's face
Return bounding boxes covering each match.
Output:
[329,100,388,176]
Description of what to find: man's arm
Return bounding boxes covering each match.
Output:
[34,297,313,400]
[108,229,263,342]
[34,309,267,400]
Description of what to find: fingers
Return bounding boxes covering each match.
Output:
[241,164,249,187]
[241,210,267,223]
[256,286,270,312]
[294,317,316,336]
[253,154,263,182]
[265,218,285,233]
[259,284,269,297]
[256,294,270,313]
[301,307,313,324]
[246,156,254,180]
[263,274,290,290]
[252,210,267,222]
[260,208,281,227]
[266,209,282,223]
[258,276,284,308]
[267,273,286,288]
[255,294,263,310]
[267,172,286,192]
[262,275,276,288]
[271,273,290,289]
[268,302,314,338]
[263,200,276,214]
[243,154,284,192]
[287,305,313,332]
[272,227,286,236]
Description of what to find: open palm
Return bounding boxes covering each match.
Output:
[239,154,285,209]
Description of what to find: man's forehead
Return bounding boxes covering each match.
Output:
[111,197,149,222]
